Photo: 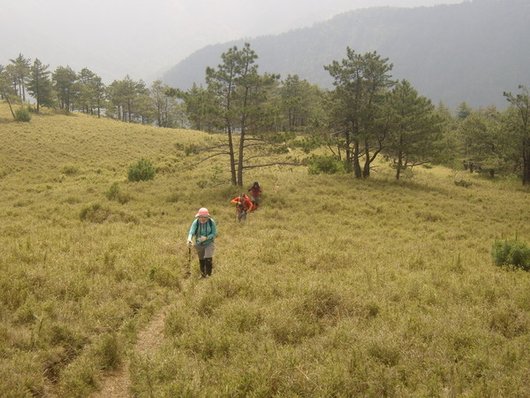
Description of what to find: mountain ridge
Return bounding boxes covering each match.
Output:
[162,0,530,109]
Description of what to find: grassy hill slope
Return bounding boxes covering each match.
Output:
[0,104,529,396]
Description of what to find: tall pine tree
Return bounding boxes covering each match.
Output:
[27,58,54,112]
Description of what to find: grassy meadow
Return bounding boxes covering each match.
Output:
[0,103,529,397]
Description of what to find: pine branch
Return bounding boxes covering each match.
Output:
[242,161,302,170]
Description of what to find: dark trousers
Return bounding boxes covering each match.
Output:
[199,258,213,277]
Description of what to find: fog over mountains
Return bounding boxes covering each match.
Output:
[162,0,530,109]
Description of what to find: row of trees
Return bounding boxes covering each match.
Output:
[180,44,529,185]
[0,54,184,126]
[455,87,530,184]
[1,48,529,185]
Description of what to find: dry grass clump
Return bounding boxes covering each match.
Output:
[1,103,529,396]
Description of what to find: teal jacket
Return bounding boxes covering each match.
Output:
[187,218,217,246]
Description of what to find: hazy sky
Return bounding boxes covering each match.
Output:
[1,0,464,83]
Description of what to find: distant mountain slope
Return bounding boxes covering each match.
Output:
[162,0,530,109]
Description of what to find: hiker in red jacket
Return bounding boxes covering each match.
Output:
[230,193,254,222]
[248,181,262,209]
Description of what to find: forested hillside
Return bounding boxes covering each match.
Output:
[163,0,530,109]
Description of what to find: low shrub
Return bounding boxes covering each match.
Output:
[294,136,322,153]
[296,286,343,320]
[184,144,200,156]
[165,193,179,203]
[128,159,156,182]
[79,203,111,223]
[307,155,344,175]
[148,266,181,289]
[62,165,80,176]
[492,239,530,271]
[95,333,121,370]
[58,355,98,397]
[165,309,190,337]
[105,182,131,204]
[79,203,138,224]
[267,312,319,344]
[14,107,32,122]
[454,179,472,188]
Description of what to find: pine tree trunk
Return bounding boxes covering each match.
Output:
[523,138,530,185]
[4,94,16,119]
[396,134,404,180]
[227,125,237,186]
[362,138,370,178]
[237,127,245,187]
[344,128,352,173]
[353,139,362,178]
[396,151,403,180]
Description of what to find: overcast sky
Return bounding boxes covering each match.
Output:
[1,0,464,84]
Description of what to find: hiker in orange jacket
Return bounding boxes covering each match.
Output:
[230,193,254,222]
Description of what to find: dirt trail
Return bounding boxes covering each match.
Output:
[91,307,170,398]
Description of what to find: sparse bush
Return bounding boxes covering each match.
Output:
[489,304,528,338]
[79,203,138,224]
[492,239,530,271]
[128,158,156,182]
[174,142,201,155]
[80,203,111,223]
[184,144,200,156]
[367,341,401,367]
[296,286,343,320]
[105,182,131,204]
[268,312,319,344]
[96,333,121,370]
[197,180,208,189]
[294,136,322,153]
[454,179,472,188]
[148,266,181,289]
[308,155,344,174]
[14,107,31,122]
[223,304,263,333]
[58,355,98,397]
[165,192,179,203]
[196,291,224,317]
[62,165,79,176]
[165,309,190,337]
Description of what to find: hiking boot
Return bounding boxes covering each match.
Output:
[199,259,206,277]
[204,258,213,276]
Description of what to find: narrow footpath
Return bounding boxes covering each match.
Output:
[91,306,171,398]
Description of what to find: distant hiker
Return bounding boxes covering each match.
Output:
[248,181,262,209]
[230,193,254,222]
[186,207,217,278]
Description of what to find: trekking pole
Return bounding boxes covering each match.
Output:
[186,245,191,277]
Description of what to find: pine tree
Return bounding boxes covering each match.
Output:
[77,68,105,117]
[385,80,442,180]
[325,48,394,178]
[504,86,530,185]
[52,65,78,111]
[0,65,16,118]
[27,58,54,112]
[9,53,31,102]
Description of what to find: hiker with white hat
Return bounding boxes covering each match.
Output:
[186,207,218,278]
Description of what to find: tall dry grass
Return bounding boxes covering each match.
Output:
[1,103,529,397]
